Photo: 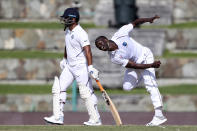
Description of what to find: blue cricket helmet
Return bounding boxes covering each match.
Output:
[61,8,80,22]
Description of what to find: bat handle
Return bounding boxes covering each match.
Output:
[95,79,105,92]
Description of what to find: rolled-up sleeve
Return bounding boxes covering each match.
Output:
[78,31,90,47]
[110,54,129,67]
[116,24,134,36]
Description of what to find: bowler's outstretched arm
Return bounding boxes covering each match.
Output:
[132,15,160,27]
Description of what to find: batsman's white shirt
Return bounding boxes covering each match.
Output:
[110,23,163,109]
[60,24,93,92]
[65,25,90,66]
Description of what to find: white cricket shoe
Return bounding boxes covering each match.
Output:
[146,116,167,126]
[83,119,102,126]
[44,115,64,125]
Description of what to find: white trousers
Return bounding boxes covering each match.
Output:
[59,63,93,93]
[123,48,163,109]
[58,63,100,121]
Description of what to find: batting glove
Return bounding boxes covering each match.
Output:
[60,58,67,70]
[88,65,99,80]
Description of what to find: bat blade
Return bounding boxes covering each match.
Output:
[102,90,122,126]
[95,80,122,125]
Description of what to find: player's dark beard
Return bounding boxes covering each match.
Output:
[63,21,75,31]
[60,17,75,31]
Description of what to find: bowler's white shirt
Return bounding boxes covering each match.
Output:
[110,24,146,67]
[65,25,90,66]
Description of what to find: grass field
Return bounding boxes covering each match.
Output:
[0,84,197,95]
[1,49,197,59]
[162,50,197,58]
[0,21,197,29]
[0,125,196,131]
[142,21,197,29]
[0,50,63,59]
[0,22,102,29]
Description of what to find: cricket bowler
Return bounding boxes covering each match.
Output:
[95,15,167,126]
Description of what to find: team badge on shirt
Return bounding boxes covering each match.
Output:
[122,42,127,47]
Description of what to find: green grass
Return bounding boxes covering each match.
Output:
[0,84,51,94]
[0,21,63,29]
[0,125,196,131]
[142,21,197,29]
[0,21,101,29]
[0,84,72,94]
[0,21,196,29]
[159,84,197,95]
[0,50,63,59]
[104,84,197,95]
[0,84,197,95]
[162,50,197,58]
[1,49,197,59]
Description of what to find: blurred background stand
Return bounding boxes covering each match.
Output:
[113,0,138,28]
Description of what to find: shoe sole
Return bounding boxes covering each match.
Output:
[146,118,167,126]
[83,123,102,126]
[84,124,102,126]
[156,118,167,126]
[43,118,63,125]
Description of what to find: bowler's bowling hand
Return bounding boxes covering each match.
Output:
[150,15,160,23]
[151,61,161,68]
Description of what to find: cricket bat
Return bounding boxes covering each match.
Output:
[95,79,122,126]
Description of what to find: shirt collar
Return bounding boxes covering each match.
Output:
[68,24,80,33]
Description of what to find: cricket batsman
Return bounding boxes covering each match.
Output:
[95,15,167,126]
[44,8,102,126]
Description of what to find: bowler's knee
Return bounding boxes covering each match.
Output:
[123,82,134,91]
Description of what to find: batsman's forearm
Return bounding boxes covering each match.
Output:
[86,52,93,66]
[64,46,67,59]
[126,61,152,69]
[84,45,93,66]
